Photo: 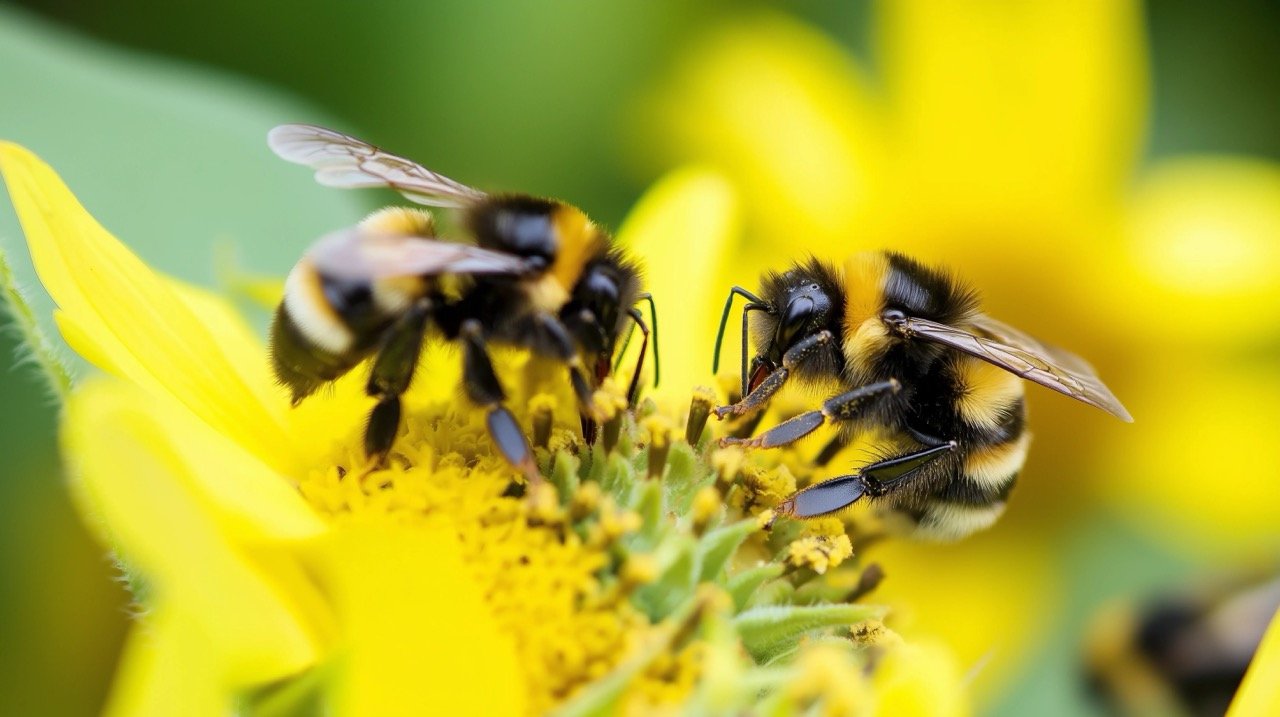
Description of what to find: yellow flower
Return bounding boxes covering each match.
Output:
[1,142,971,715]
[634,1,1280,702]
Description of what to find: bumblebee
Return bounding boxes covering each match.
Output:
[712,252,1130,539]
[1084,574,1280,716]
[266,124,657,478]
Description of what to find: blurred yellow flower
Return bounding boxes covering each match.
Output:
[635,0,1280,702]
[1,142,974,716]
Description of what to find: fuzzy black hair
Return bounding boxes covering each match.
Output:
[883,253,980,326]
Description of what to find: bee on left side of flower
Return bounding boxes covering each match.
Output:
[265,124,659,478]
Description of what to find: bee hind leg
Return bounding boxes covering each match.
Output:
[461,320,540,484]
[770,442,956,526]
[363,298,434,466]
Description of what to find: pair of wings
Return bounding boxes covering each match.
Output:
[269,123,528,280]
[902,314,1132,422]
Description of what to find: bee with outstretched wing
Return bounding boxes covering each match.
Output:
[269,125,659,480]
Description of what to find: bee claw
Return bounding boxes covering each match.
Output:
[764,500,793,530]
[714,404,748,420]
[717,435,761,450]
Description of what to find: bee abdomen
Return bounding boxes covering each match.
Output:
[892,400,1030,541]
[269,305,365,404]
[271,257,410,405]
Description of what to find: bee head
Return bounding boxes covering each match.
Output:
[561,253,642,377]
[751,260,845,391]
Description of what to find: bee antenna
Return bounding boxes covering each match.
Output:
[637,293,660,387]
[713,286,767,392]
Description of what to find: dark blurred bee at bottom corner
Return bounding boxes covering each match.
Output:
[1083,572,1280,717]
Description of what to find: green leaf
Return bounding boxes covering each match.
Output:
[726,563,785,611]
[661,441,706,513]
[734,603,887,663]
[549,449,581,500]
[631,479,665,547]
[695,519,758,583]
[633,535,697,620]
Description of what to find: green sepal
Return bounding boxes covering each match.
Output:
[599,451,636,502]
[0,248,72,401]
[695,519,757,584]
[725,563,785,611]
[549,449,581,501]
[733,603,886,663]
[632,535,697,620]
[631,479,665,547]
[661,441,705,513]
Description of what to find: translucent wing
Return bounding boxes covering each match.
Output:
[268,124,487,208]
[307,226,530,280]
[902,315,1133,421]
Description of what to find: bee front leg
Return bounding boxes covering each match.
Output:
[461,319,540,484]
[364,299,434,465]
[714,330,836,420]
[531,314,604,424]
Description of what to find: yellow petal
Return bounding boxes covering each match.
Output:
[616,166,739,403]
[0,142,294,470]
[104,605,239,717]
[639,13,885,249]
[1104,156,1280,345]
[1230,607,1280,717]
[870,528,1056,704]
[1095,356,1280,554]
[873,641,970,717]
[302,518,525,717]
[64,379,323,690]
[877,0,1147,235]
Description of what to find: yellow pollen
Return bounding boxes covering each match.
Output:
[786,534,854,575]
[295,401,646,714]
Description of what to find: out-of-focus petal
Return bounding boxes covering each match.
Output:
[1096,356,1280,555]
[872,640,970,717]
[617,166,740,403]
[104,605,238,717]
[64,379,324,691]
[302,518,525,717]
[876,0,1147,248]
[640,13,885,250]
[869,529,1056,704]
[1230,607,1280,717]
[1105,157,1280,346]
[0,142,295,469]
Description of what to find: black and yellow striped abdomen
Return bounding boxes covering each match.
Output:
[882,353,1030,540]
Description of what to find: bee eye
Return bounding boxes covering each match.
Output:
[881,308,907,324]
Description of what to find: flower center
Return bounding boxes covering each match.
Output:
[294,396,689,713]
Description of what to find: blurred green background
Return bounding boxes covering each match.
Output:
[1,1,1278,715]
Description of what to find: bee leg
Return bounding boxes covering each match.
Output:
[714,330,835,420]
[461,319,540,484]
[363,299,433,465]
[769,442,955,526]
[721,378,900,450]
[531,314,603,424]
